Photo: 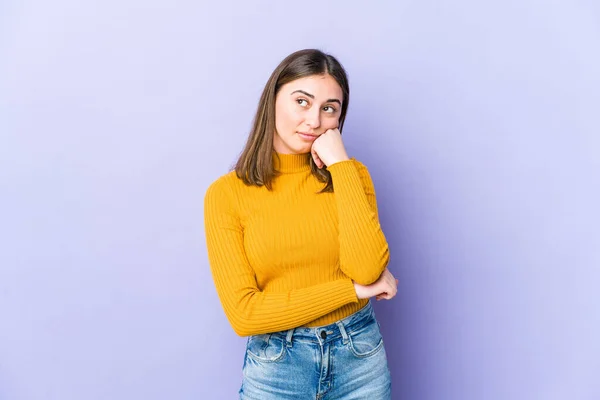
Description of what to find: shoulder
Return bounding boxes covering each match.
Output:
[204,171,240,203]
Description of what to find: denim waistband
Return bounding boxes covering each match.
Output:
[274,301,376,345]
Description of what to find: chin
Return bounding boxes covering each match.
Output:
[296,146,312,155]
[289,141,312,154]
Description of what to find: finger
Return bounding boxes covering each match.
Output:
[384,282,397,298]
[385,274,396,287]
[379,292,393,300]
[378,269,389,283]
[315,155,324,169]
[311,147,323,168]
[311,139,326,168]
[385,269,395,282]
[386,273,397,287]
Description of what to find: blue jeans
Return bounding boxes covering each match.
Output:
[239,302,391,399]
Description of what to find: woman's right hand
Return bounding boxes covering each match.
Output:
[353,268,398,300]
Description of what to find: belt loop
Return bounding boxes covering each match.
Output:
[285,328,294,347]
[336,321,349,345]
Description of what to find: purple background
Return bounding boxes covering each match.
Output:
[1,1,599,399]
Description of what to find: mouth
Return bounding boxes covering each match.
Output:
[297,132,318,141]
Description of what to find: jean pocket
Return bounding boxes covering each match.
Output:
[245,333,286,363]
[347,318,384,358]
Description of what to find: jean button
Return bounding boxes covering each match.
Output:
[320,331,327,339]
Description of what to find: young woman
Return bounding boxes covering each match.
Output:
[204,49,398,399]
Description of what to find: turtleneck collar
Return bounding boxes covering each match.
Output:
[272,152,311,173]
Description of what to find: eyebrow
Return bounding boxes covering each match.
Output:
[291,90,341,105]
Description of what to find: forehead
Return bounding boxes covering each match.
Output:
[281,74,343,100]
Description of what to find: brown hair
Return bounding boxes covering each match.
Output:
[234,49,350,192]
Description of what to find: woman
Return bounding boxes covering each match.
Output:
[204,49,398,399]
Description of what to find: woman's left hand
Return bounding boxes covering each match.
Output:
[311,128,350,169]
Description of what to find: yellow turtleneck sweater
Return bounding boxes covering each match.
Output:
[204,152,389,336]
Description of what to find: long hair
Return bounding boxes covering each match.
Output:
[234,49,350,192]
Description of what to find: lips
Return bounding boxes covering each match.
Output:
[298,132,318,141]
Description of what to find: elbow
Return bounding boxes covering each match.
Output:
[232,319,271,337]
[226,303,263,337]
[232,325,252,337]
[350,247,390,285]
[229,315,255,337]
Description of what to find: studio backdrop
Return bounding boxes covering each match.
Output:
[1,1,598,399]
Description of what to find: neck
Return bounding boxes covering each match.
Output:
[273,152,311,173]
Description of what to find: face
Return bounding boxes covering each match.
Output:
[273,74,344,154]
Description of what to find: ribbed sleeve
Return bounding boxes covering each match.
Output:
[327,160,390,285]
[204,176,358,337]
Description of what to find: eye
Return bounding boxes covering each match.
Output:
[296,98,309,107]
[323,105,337,113]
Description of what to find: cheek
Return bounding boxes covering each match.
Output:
[276,105,303,132]
[323,116,340,130]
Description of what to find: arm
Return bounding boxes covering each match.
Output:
[328,160,390,285]
[204,177,358,336]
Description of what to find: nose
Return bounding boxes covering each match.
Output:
[305,107,321,129]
